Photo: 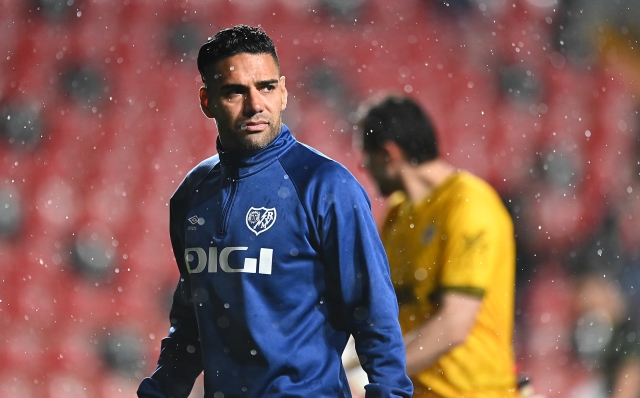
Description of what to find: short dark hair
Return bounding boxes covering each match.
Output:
[197,24,279,86]
[359,94,439,164]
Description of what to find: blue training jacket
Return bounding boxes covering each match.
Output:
[137,125,413,398]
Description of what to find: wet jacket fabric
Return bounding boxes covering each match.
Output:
[137,125,413,398]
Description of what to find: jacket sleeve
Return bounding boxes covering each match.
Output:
[137,195,204,398]
[316,167,413,398]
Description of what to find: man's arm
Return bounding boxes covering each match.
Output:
[315,167,413,398]
[611,358,640,398]
[137,195,204,398]
[404,292,482,376]
[137,279,204,398]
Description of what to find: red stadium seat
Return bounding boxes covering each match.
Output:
[585,71,638,203]
[32,173,85,232]
[49,324,103,378]
[100,373,141,398]
[0,323,47,378]
[488,100,543,190]
[518,262,581,396]
[45,372,97,398]
[0,371,38,398]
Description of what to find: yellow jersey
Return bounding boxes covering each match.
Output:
[381,171,517,398]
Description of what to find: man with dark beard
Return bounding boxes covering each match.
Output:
[357,94,517,397]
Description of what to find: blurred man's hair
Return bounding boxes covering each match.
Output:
[197,24,279,86]
[359,94,439,164]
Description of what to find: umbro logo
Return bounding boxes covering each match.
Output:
[188,215,200,225]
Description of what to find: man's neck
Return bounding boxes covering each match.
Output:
[401,159,457,204]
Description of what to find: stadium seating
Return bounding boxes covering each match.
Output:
[1,0,639,396]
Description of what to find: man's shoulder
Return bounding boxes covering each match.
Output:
[172,155,220,201]
[278,142,368,210]
[385,192,408,217]
[189,154,220,177]
[446,171,512,224]
[449,171,502,203]
[279,142,357,184]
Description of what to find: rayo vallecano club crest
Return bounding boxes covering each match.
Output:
[246,207,277,236]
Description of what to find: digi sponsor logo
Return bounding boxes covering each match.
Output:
[185,247,273,275]
[246,207,276,236]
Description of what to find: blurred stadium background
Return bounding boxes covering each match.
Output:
[1,0,640,396]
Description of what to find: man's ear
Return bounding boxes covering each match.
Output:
[199,87,215,119]
[381,141,405,165]
[280,76,288,111]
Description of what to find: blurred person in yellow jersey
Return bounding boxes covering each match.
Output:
[354,94,521,398]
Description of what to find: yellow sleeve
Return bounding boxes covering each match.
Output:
[438,185,510,297]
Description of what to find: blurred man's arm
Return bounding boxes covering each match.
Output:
[611,358,640,398]
[138,190,204,398]
[404,292,481,376]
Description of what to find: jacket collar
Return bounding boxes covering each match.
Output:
[217,124,295,179]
